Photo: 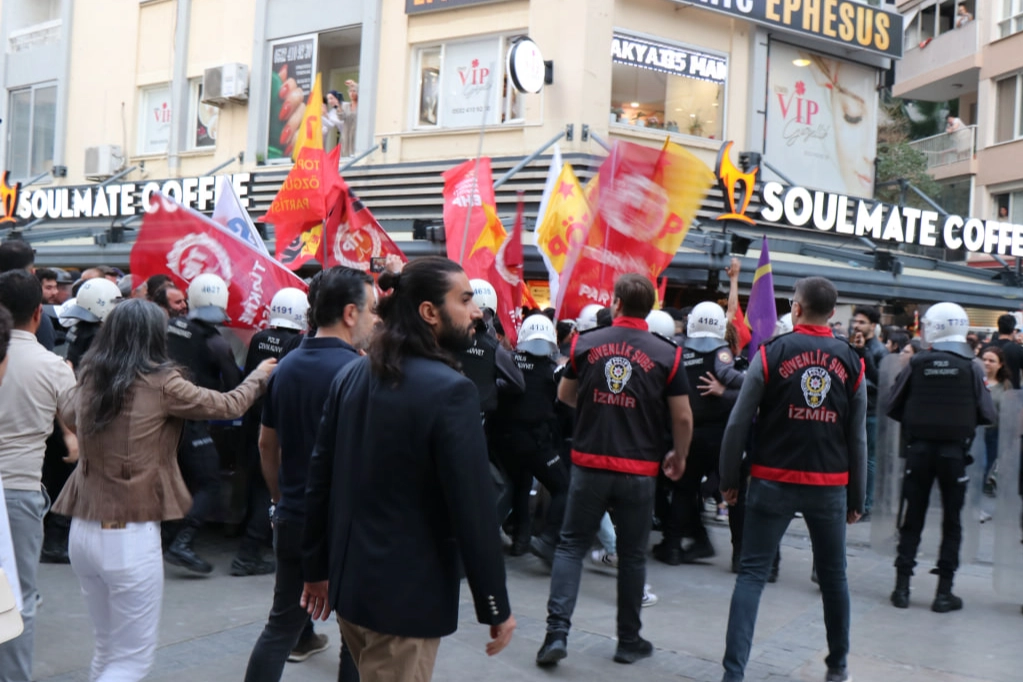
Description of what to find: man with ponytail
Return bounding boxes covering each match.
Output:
[302,256,516,681]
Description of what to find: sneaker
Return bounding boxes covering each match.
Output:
[680,541,715,564]
[613,636,653,664]
[716,504,729,520]
[642,584,658,607]
[536,632,568,666]
[288,632,329,663]
[979,510,992,523]
[230,555,276,576]
[825,669,851,682]
[590,549,619,570]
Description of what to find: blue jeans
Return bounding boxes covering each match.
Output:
[546,465,655,643]
[864,414,878,512]
[0,487,49,682]
[722,479,849,682]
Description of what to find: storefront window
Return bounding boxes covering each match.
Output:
[609,33,726,140]
[411,35,526,130]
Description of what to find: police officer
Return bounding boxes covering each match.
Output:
[230,287,309,577]
[489,314,569,561]
[165,273,242,574]
[886,301,996,613]
[62,278,123,369]
[654,302,744,565]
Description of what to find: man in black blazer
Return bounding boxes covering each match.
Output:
[302,257,515,681]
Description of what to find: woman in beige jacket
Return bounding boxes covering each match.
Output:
[53,299,275,681]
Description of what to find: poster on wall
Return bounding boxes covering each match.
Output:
[442,38,501,128]
[266,34,317,161]
[139,85,172,155]
[764,42,878,198]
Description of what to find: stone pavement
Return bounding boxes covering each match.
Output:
[32,519,1021,682]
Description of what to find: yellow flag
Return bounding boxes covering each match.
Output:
[536,164,590,274]
[469,203,507,259]
[649,140,714,258]
[292,73,324,161]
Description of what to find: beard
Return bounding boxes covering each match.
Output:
[437,307,475,353]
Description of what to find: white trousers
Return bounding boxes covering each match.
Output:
[69,519,163,682]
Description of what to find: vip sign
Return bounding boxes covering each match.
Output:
[760,181,1023,258]
[11,173,251,222]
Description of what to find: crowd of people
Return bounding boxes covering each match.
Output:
[0,237,1018,682]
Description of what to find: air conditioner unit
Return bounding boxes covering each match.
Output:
[84,145,123,179]
[202,63,249,106]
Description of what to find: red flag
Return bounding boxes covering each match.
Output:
[324,182,408,275]
[488,194,525,347]
[556,141,712,322]
[264,146,343,262]
[442,158,506,281]
[732,302,752,351]
[131,193,307,330]
[276,222,324,270]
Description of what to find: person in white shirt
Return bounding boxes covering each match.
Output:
[0,271,77,681]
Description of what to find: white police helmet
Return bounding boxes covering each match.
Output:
[775,312,793,336]
[187,273,230,324]
[685,301,728,352]
[517,314,558,356]
[576,304,603,332]
[470,279,497,312]
[268,287,309,331]
[922,302,970,353]
[646,309,676,338]
[61,278,123,324]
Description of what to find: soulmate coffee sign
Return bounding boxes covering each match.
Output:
[716,142,1023,258]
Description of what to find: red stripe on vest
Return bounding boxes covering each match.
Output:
[571,450,661,477]
[750,464,849,486]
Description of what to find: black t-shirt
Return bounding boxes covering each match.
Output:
[262,336,360,521]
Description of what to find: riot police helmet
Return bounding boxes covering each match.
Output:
[187,273,230,325]
[268,287,309,331]
[922,301,972,356]
[576,304,603,332]
[517,314,558,356]
[685,301,728,352]
[776,312,793,336]
[470,279,497,313]
[646,309,676,338]
[61,278,123,324]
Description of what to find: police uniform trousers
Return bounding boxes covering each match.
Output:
[490,423,568,546]
[664,424,725,546]
[176,421,222,527]
[895,440,968,579]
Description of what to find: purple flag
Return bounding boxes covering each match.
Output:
[747,237,777,355]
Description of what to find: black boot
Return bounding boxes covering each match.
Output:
[165,524,213,574]
[40,515,70,564]
[536,632,567,666]
[652,539,683,566]
[680,538,715,564]
[890,574,911,609]
[932,576,963,613]
[230,540,275,576]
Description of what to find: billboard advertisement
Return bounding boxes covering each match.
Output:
[764,42,878,198]
[266,35,317,161]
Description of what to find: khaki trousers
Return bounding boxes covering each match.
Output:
[338,618,441,682]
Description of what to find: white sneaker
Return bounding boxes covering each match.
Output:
[979,510,992,523]
[642,584,658,607]
[590,549,619,569]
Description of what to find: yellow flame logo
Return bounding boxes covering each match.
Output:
[0,172,20,224]
[715,141,757,225]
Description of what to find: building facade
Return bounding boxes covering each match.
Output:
[5,0,1022,311]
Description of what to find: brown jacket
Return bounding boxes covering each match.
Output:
[53,367,270,523]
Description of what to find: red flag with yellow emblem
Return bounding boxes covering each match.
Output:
[323,181,407,275]
[442,158,507,281]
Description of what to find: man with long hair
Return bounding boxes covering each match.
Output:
[302,256,515,680]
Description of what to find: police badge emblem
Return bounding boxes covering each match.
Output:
[801,366,832,408]
[605,357,633,395]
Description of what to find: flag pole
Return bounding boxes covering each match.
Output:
[458,61,496,265]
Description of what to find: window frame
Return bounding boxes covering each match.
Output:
[136,83,173,156]
[409,33,529,132]
[994,73,1023,144]
[608,28,729,144]
[6,81,58,181]
[1001,0,1023,38]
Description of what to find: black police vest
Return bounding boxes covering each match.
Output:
[66,322,99,369]
[754,331,863,485]
[682,345,731,425]
[167,318,221,390]
[570,323,682,475]
[247,328,299,368]
[492,352,557,428]
[901,350,977,441]
[461,333,499,413]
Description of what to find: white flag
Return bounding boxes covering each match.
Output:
[212,175,269,256]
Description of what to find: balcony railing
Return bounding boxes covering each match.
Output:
[908,125,976,170]
[8,19,62,53]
